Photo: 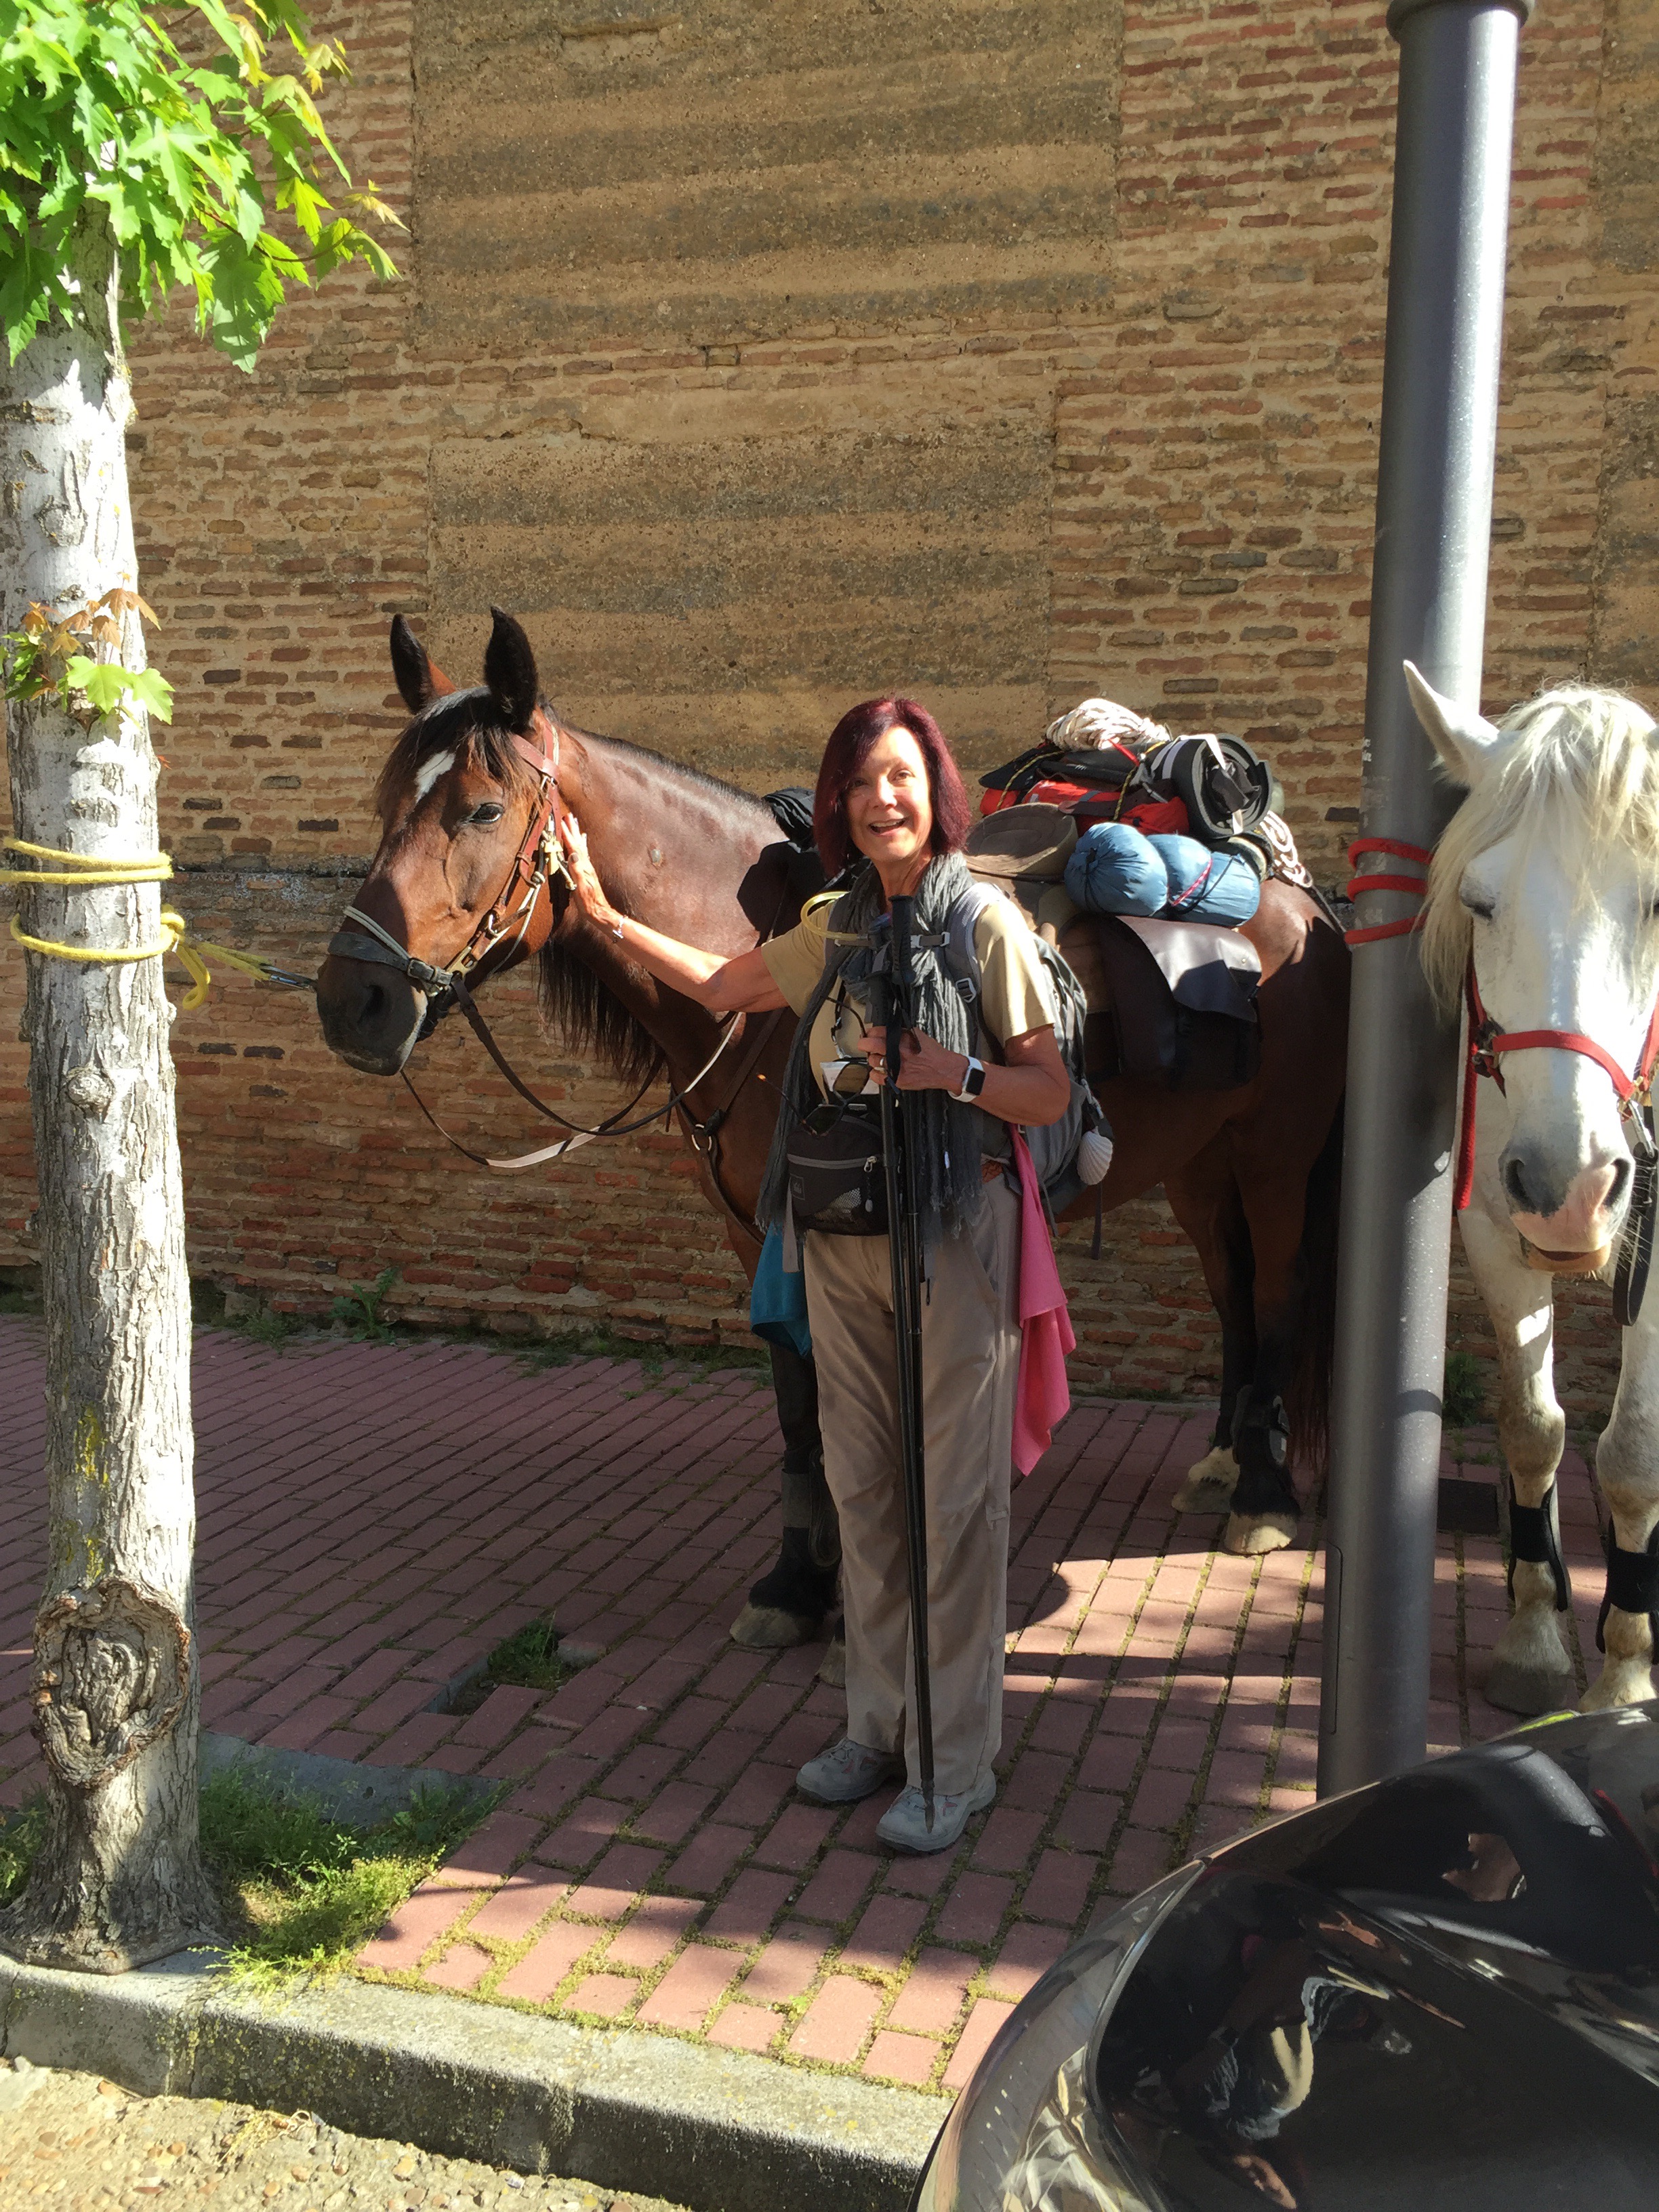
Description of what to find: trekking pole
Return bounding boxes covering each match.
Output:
[880,892,935,1828]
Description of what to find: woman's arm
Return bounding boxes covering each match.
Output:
[560,814,787,1014]
[855,1022,1072,1127]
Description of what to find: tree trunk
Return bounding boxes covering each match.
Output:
[0,222,216,1970]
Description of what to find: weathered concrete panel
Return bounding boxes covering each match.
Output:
[415,0,1119,347]
[430,412,1052,786]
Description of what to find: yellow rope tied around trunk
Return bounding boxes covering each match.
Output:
[3,837,295,1010]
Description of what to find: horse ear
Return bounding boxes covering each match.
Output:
[388,615,457,712]
[483,607,539,734]
[1403,660,1501,788]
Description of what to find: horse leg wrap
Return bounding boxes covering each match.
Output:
[1596,1519,1659,1658]
[1507,1481,1571,1614]
[1229,1389,1298,1518]
[783,1453,842,1577]
[748,1452,840,1618]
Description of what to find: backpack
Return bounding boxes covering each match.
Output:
[939,880,1113,1222]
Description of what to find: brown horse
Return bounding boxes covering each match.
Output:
[315,611,1350,1626]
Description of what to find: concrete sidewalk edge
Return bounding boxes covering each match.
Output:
[0,1950,943,2212]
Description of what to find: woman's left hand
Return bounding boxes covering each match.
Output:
[855,1025,966,1094]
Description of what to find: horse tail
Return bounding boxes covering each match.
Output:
[1288,1097,1345,1484]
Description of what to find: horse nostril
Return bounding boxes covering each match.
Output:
[1607,1155,1631,1210]
[1502,1155,1535,1213]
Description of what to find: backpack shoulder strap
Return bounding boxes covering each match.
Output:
[941,878,1008,1006]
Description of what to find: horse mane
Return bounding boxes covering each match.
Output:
[376,688,777,1085]
[1421,681,1659,1010]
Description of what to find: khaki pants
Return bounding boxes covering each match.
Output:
[804,1175,1021,1795]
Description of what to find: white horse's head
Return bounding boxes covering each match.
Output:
[1415,664,1659,1265]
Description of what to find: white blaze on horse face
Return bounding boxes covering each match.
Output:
[1468,828,1655,1255]
[413,748,456,804]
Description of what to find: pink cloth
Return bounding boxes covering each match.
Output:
[1008,1129,1076,1476]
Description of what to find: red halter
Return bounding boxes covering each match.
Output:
[1343,840,1659,1212]
[1456,965,1659,1212]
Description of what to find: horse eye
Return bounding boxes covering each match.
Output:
[468,802,505,827]
[1460,889,1494,920]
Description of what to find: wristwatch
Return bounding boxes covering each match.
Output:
[953,1055,986,1103]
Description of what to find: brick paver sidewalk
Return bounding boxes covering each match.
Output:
[0,1319,1611,2094]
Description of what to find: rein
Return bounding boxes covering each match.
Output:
[1346,837,1659,1322]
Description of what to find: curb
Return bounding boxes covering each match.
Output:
[0,1950,943,2212]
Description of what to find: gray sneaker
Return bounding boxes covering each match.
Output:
[796,1738,904,1805]
[876,1774,997,1854]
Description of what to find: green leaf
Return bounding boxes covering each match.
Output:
[1,0,398,369]
[125,667,173,723]
[63,657,131,716]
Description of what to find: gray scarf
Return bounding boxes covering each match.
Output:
[759,853,985,1249]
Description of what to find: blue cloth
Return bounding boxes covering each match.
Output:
[750,1224,811,1358]
[1147,834,1261,926]
[1065,822,1169,916]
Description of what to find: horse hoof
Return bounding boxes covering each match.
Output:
[729,1603,824,1652]
[1578,1662,1657,1713]
[1223,1510,1296,1557]
[818,1637,847,1689]
[1484,1656,1577,1717]
[1174,1446,1239,1513]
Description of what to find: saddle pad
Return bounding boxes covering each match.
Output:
[1116,916,1261,1021]
[1078,914,1262,1094]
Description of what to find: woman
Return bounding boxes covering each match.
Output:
[560,698,1069,1852]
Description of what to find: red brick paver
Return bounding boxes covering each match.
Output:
[0,1321,1595,2087]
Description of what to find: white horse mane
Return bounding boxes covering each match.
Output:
[1421,681,1659,1008]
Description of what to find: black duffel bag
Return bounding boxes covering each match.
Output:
[787,1100,888,1236]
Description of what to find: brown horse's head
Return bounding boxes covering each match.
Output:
[316,608,560,1074]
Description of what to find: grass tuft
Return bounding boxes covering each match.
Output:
[192,1769,487,1986]
[1443,1348,1488,1429]
[0,1797,48,1908]
[444,1614,574,1714]
[481,1617,568,1694]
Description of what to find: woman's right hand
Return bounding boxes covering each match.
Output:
[560,811,617,931]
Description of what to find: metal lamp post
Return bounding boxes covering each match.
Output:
[1318,0,1534,1797]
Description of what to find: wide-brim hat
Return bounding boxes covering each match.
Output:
[965,802,1078,880]
[965,804,1078,926]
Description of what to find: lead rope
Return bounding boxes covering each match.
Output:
[4,836,314,1006]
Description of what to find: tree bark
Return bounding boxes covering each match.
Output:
[0,220,216,1970]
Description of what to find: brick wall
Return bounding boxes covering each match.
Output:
[3,0,1656,1421]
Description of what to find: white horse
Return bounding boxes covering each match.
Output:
[1412,664,1659,1713]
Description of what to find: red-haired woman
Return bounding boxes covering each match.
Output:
[559,699,1069,1852]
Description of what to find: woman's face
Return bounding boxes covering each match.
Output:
[845,726,935,874]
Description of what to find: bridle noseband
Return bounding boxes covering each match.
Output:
[1459,962,1659,1328]
[326,723,570,1017]
[1458,965,1659,1210]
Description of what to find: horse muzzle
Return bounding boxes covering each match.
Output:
[315,952,426,1076]
[1502,1143,1630,1273]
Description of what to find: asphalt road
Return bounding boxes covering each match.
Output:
[0,2057,689,2212]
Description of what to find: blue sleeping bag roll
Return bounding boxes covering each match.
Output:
[1147,834,1261,926]
[1064,822,1169,916]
